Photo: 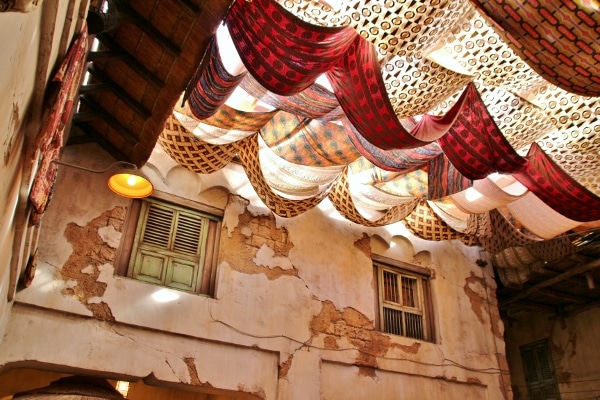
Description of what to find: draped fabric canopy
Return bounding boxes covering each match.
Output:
[160,0,600,264]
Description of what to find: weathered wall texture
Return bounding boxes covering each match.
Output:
[0,144,510,399]
[504,307,600,400]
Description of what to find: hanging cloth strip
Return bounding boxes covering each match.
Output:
[327,168,419,227]
[240,73,343,121]
[437,84,528,180]
[158,114,240,173]
[451,177,527,215]
[259,112,360,167]
[238,134,333,217]
[225,0,357,95]
[514,142,600,222]
[403,199,477,245]
[427,153,472,200]
[187,36,247,120]
[506,192,582,240]
[471,0,600,97]
[257,135,344,196]
[172,109,257,145]
[344,118,444,171]
[327,35,467,150]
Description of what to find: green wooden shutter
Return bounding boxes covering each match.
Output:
[129,200,209,292]
[521,339,561,400]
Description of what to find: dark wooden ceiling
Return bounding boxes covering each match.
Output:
[69,0,232,165]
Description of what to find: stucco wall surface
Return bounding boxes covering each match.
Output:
[505,307,600,400]
[0,144,511,399]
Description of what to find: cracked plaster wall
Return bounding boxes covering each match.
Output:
[504,307,600,400]
[1,144,510,399]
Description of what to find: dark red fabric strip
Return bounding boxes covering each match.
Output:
[438,84,527,180]
[188,38,246,119]
[225,0,356,95]
[514,143,600,222]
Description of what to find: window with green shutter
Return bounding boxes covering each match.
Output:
[520,339,561,400]
[116,196,221,296]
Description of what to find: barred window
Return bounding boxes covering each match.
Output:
[374,256,434,342]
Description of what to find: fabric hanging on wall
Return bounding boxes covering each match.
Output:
[187,37,247,120]
[514,142,600,222]
[225,0,357,95]
[437,84,528,180]
[240,74,343,121]
[29,27,89,226]
[260,112,360,167]
[471,0,600,97]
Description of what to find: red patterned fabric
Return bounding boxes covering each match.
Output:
[225,0,356,95]
[514,143,600,222]
[438,83,527,180]
[29,27,89,226]
[188,37,246,119]
[327,35,462,150]
[471,0,600,97]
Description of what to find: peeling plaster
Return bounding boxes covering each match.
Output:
[254,244,294,271]
[61,206,126,321]
[309,300,421,374]
[223,195,249,238]
[464,273,503,339]
[279,353,294,379]
[183,357,212,387]
[97,225,121,249]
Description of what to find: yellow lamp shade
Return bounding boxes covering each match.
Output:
[107,170,154,198]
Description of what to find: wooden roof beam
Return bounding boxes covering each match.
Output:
[86,64,151,119]
[79,95,140,147]
[501,258,600,307]
[94,34,165,90]
[116,1,181,57]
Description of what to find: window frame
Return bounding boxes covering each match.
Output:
[372,254,435,342]
[115,191,222,296]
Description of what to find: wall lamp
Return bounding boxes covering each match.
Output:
[52,160,154,198]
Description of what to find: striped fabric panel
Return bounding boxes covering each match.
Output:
[427,154,472,200]
[187,38,246,119]
[240,74,343,120]
[260,112,360,167]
